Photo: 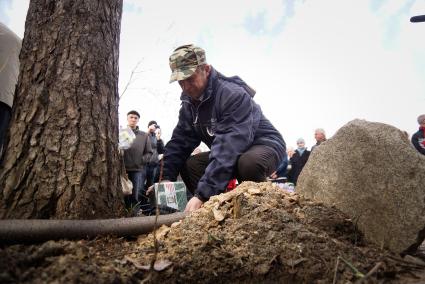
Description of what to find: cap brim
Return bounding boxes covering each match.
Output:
[169,66,198,83]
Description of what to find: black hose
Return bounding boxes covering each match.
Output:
[0,212,187,245]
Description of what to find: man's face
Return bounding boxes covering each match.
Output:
[315,131,325,142]
[127,114,139,129]
[287,148,295,158]
[297,141,305,148]
[178,65,211,100]
[148,124,156,133]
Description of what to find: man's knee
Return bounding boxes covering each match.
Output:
[183,152,209,174]
[185,155,199,172]
[237,152,265,182]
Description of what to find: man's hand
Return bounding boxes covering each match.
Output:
[146,185,155,196]
[184,196,204,212]
[155,129,161,140]
[270,171,278,179]
[146,180,170,195]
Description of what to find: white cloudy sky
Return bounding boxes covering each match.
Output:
[2,0,425,148]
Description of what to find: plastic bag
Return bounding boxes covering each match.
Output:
[121,174,133,195]
[281,182,295,192]
[119,127,136,150]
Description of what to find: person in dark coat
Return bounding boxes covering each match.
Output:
[311,128,326,151]
[288,138,310,185]
[123,110,152,212]
[159,44,286,212]
[145,120,164,189]
[412,114,425,155]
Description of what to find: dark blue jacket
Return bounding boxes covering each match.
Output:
[163,67,286,201]
[412,127,425,155]
[275,154,289,177]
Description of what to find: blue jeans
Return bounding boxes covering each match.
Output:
[145,163,159,189]
[125,170,151,213]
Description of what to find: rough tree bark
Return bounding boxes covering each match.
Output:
[0,0,125,219]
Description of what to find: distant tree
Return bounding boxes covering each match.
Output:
[0,0,125,219]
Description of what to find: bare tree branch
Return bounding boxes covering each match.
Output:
[119,60,144,99]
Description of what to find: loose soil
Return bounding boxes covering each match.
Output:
[1,182,425,283]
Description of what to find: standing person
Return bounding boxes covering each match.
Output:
[311,128,327,151]
[288,138,310,185]
[145,120,164,189]
[412,114,425,155]
[0,23,21,161]
[123,110,152,213]
[160,44,286,212]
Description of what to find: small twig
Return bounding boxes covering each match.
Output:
[119,60,143,100]
[149,158,164,272]
[333,256,340,284]
[149,199,160,272]
[352,213,362,245]
[339,256,365,278]
[140,274,151,284]
[355,262,383,283]
[387,255,425,268]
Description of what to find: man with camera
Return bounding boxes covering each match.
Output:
[145,120,164,192]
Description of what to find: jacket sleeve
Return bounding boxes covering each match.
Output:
[275,154,288,177]
[163,106,201,181]
[142,134,153,164]
[412,133,425,155]
[195,88,259,201]
[157,139,165,154]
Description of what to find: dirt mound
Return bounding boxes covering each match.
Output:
[1,182,425,283]
[138,182,422,283]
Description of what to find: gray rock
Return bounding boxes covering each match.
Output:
[297,119,425,254]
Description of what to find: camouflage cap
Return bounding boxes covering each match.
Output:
[169,44,206,83]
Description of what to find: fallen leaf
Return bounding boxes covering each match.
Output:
[151,259,173,271]
[171,220,182,228]
[212,207,225,222]
[248,187,261,195]
[207,232,224,245]
[215,190,241,205]
[125,256,173,271]
[155,225,171,240]
[254,262,271,275]
[284,257,307,267]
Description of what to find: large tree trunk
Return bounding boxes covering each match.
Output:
[0,0,125,219]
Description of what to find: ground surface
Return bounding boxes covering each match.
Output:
[1,182,425,283]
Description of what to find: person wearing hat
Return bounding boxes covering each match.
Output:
[123,110,152,213]
[412,114,425,155]
[161,44,286,212]
[145,120,164,191]
[287,138,310,185]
